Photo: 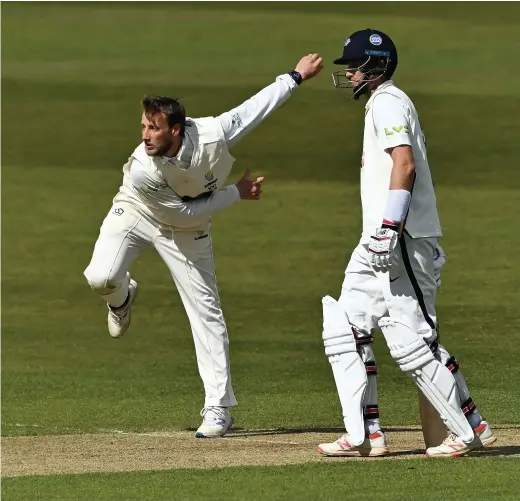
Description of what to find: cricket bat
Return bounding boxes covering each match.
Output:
[418,390,448,448]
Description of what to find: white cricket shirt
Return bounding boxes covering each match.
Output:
[361,81,442,242]
[113,74,298,229]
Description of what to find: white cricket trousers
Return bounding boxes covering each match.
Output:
[84,201,237,408]
[339,235,438,342]
[335,236,479,430]
[334,235,438,423]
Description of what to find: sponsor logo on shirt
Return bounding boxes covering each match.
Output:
[384,125,409,136]
[231,113,243,128]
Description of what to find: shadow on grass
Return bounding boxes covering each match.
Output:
[183,425,520,457]
[468,445,520,458]
[184,426,426,435]
[185,424,520,437]
[224,426,424,436]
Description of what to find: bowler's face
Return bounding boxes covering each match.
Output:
[141,112,178,157]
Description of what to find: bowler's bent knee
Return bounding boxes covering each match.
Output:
[84,264,125,296]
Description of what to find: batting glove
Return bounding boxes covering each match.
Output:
[368,227,400,272]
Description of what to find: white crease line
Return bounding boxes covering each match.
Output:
[9,424,41,428]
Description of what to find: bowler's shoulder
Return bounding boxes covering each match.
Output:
[185,116,225,144]
[130,141,146,159]
[129,141,158,167]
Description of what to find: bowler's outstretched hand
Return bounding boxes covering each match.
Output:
[236,169,265,200]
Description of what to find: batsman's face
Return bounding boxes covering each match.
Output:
[141,112,180,157]
[345,60,365,88]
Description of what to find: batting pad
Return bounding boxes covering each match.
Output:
[322,296,366,446]
[379,317,474,443]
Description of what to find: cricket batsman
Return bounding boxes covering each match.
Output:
[84,54,323,438]
[316,29,496,457]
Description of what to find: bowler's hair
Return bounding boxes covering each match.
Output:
[142,95,188,136]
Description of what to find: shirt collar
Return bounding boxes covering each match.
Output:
[365,79,394,110]
[160,134,194,166]
[160,139,184,165]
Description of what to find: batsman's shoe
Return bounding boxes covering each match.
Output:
[195,407,234,438]
[317,430,389,457]
[107,279,138,339]
[426,421,496,458]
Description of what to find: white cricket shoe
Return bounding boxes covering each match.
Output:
[426,421,497,458]
[317,430,389,457]
[107,279,138,338]
[195,407,234,438]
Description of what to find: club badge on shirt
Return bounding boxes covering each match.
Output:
[204,171,218,191]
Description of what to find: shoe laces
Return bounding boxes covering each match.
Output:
[200,406,226,424]
[109,303,129,323]
[337,434,351,445]
[442,433,460,445]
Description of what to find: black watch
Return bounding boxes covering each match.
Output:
[288,70,303,86]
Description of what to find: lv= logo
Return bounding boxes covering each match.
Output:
[385,125,409,136]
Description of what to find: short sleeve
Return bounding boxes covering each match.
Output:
[371,93,412,150]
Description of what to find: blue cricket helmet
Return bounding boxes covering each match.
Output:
[332,28,398,100]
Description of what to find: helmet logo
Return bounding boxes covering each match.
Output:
[344,38,351,47]
[369,34,382,46]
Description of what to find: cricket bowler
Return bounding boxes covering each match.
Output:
[84,54,323,438]
[316,29,496,457]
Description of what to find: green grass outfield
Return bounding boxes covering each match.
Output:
[4,460,520,501]
[2,2,520,500]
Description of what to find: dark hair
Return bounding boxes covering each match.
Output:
[142,95,187,136]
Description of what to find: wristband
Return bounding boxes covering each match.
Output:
[382,189,412,227]
[288,70,303,86]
